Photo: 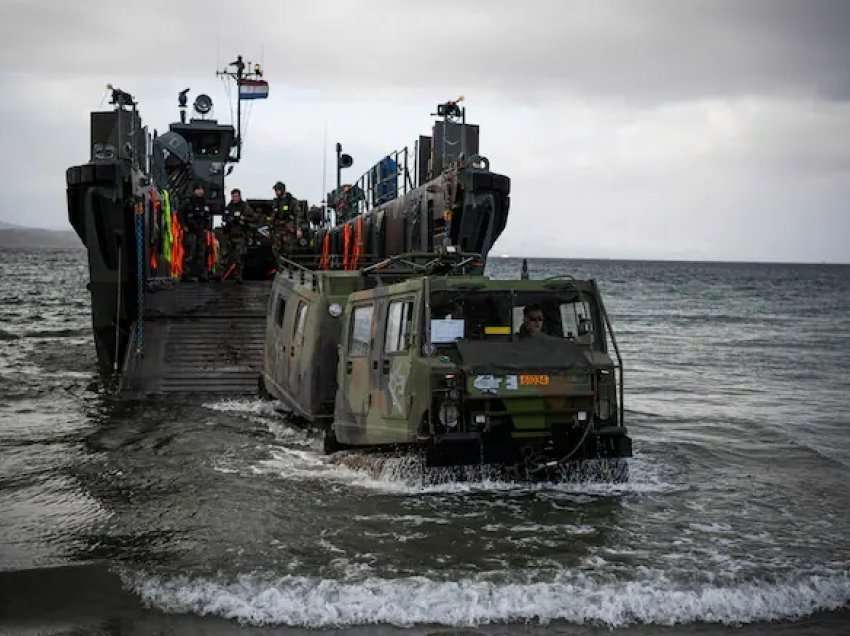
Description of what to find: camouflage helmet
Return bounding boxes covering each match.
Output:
[273,181,286,192]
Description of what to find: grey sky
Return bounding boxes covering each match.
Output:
[1,0,848,262]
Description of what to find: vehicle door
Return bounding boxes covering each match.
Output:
[378,295,417,420]
[341,302,374,420]
[265,289,282,380]
[268,289,293,390]
[288,299,309,397]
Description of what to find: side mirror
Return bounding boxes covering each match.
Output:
[225,165,234,176]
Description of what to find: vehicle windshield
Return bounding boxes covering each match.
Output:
[429,290,599,347]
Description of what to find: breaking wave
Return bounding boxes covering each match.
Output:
[123,569,850,628]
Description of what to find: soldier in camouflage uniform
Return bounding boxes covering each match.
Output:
[222,188,255,282]
[182,183,211,281]
[270,181,300,262]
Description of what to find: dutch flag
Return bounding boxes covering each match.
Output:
[238,79,269,100]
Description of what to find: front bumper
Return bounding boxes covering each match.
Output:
[423,425,632,468]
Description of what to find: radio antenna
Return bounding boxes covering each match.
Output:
[322,121,328,225]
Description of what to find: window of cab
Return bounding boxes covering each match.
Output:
[274,297,286,328]
[294,301,308,339]
[189,133,222,157]
[559,301,593,339]
[429,291,598,345]
[385,299,414,354]
[348,305,373,356]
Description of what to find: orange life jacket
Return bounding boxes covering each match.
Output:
[171,212,184,279]
[342,222,352,271]
[351,215,364,270]
[320,232,331,270]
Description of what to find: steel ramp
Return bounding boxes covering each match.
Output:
[120,280,271,397]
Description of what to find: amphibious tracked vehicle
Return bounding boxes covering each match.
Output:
[260,253,632,470]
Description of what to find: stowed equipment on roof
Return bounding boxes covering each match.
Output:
[273,248,485,294]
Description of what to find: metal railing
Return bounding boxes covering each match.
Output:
[349,146,415,215]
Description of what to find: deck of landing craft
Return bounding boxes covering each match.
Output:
[120,280,271,397]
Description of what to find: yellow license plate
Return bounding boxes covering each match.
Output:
[520,374,550,386]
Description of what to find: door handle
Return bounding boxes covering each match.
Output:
[346,361,352,374]
[372,360,378,370]
[382,360,390,374]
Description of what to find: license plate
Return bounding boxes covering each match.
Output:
[520,374,550,386]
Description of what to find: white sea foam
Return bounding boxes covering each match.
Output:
[202,398,285,416]
[247,447,681,498]
[124,569,850,628]
[353,514,450,527]
[204,398,678,497]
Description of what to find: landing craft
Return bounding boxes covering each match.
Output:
[261,252,632,476]
[65,59,511,395]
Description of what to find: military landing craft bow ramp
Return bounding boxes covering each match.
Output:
[119,280,269,395]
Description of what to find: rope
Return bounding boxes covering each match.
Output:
[527,417,595,476]
[134,200,145,354]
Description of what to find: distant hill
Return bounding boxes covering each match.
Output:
[0,227,81,248]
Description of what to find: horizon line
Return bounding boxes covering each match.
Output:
[2,221,848,267]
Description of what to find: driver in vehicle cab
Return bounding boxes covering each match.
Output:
[517,304,544,339]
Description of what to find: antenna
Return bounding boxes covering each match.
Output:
[322,121,328,226]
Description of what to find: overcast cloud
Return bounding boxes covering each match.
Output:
[1,0,848,262]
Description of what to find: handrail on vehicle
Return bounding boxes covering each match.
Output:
[597,297,624,427]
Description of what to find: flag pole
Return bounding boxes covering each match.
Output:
[236,58,243,161]
[217,54,266,164]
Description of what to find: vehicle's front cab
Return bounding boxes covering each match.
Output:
[333,274,632,468]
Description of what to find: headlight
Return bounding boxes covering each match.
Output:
[328,303,342,318]
[438,403,460,429]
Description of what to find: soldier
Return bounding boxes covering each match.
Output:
[517,304,544,338]
[182,183,211,281]
[222,188,255,282]
[270,181,300,262]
